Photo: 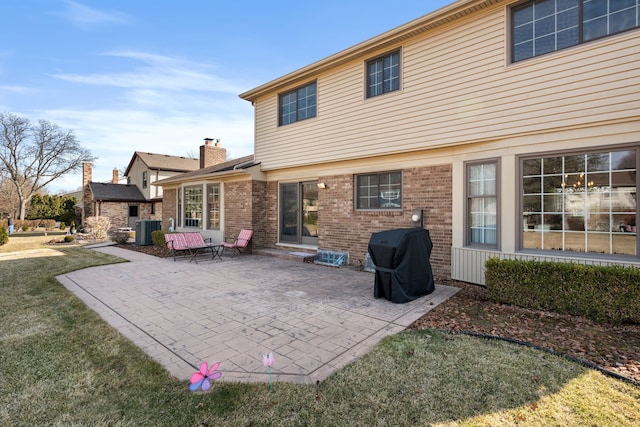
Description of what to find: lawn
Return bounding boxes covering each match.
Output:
[1,234,639,426]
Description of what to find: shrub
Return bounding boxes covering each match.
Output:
[151,230,169,247]
[60,222,66,231]
[0,226,8,245]
[485,258,640,325]
[63,235,75,243]
[111,232,130,245]
[40,219,56,230]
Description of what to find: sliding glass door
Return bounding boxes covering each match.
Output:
[279,181,318,245]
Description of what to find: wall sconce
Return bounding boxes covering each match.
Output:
[317,182,329,189]
[411,208,424,228]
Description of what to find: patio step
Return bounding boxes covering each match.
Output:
[253,248,316,263]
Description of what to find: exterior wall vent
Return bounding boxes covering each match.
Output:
[314,250,349,267]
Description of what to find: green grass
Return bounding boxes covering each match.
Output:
[1,239,639,426]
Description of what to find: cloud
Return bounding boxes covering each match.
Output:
[0,85,32,93]
[37,50,256,193]
[52,51,246,94]
[57,1,132,28]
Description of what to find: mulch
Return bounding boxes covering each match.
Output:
[409,280,640,385]
[116,243,640,385]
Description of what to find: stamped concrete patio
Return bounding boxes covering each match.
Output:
[57,246,459,384]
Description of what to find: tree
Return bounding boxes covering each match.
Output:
[0,112,95,220]
[26,193,78,224]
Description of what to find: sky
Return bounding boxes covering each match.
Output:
[1,0,452,193]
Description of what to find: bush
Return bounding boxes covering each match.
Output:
[40,219,56,230]
[60,222,66,231]
[111,232,130,244]
[63,235,75,243]
[485,258,640,325]
[151,230,169,247]
[0,226,8,245]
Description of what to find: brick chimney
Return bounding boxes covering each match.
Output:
[112,168,119,184]
[200,138,226,169]
[82,162,93,223]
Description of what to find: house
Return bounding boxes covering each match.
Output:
[82,151,200,230]
[156,139,265,244]
[161,0,640,284]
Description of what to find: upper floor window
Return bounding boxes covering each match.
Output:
[466,160,499,247]
[356,171,402,210]
[142,171,148,189]
[512,0,639,63]
[279,82,316,126]
[367,50,400,98]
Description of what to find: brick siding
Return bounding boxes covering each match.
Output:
[261,164,453,278]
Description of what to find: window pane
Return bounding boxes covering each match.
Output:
[543,175,563,193]
[523,158,541,175]
[524,194,543,212]
[543,157,562,174]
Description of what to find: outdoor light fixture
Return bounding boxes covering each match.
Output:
[411,208,424,228]
[317,182,329,189]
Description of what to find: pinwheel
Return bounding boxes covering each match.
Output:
[189,361,222,392]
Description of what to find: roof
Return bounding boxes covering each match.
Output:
[154,155,258,185]
[239,0,496,102]
[123,151,200,177]
[88,182,146,202]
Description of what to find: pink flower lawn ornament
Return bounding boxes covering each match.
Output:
[189,361,222,392]
[263,352,275,390]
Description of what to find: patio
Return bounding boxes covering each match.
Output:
[57,246,459,384]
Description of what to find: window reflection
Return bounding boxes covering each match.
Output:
[522,149,637,256]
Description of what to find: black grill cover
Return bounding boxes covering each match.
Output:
[368,228,435,303]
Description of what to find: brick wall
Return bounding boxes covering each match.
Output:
[251,180,268,247]
[315,164,452,278]
[94,202,128,229]
[162,188,176,230]
[223,180,268,248]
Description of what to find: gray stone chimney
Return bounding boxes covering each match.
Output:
[200,138,227,169]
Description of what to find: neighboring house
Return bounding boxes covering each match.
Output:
[162,0,640,284]
[124,151,200,202]
[82,150,200,230]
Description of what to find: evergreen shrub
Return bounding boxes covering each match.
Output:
[0,226,8,245]
[485,258,640,325]
[151,230,168,247]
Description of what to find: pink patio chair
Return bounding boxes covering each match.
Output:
[222,229,253,257]
[164,233,189,261]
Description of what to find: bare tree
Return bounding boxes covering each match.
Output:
[0,112,96,220]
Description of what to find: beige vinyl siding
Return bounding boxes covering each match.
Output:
[253,3,640,171]
[452,246,640,285]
